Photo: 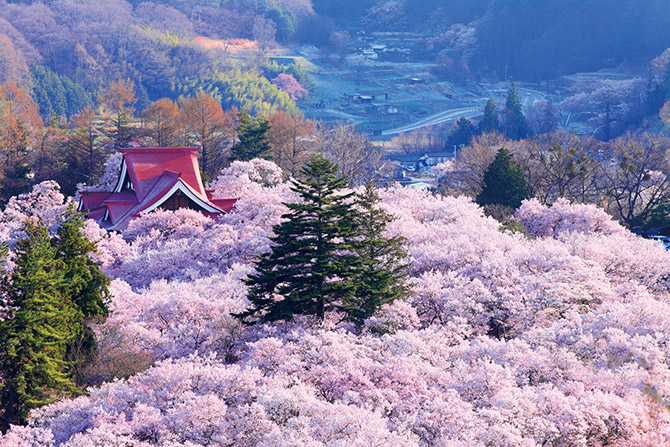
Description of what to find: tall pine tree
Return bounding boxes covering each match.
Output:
[503,83,531,140]
[0,221,81,432]
[235,155,359,324]
[53,208,110,383]
[479,97,499,134]
[0,213,110,432]
[342,182,410,327]
[476,147,529,209]
[54,208,109,321]
[231,110,271,161]
[447,117,477,148]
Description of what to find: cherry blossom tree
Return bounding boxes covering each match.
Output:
[4,161,670,445]
[516,198,627,238]
[0,180,72,246]
[270,74,308,101]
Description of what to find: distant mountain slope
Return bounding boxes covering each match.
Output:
[313,0,670,80]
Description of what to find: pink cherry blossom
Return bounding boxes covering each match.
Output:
[4,161,670,446]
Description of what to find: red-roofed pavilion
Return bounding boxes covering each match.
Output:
[78,147,237,230]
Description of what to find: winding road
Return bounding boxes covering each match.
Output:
[381,87,546,136]
[381,107,482,136]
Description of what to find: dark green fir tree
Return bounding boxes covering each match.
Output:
[447,117,477,148]
[53,207,110,383]
[476,147,529,209]
[235,154,359,324]
[54,208,109,321]
[0,221,81,432]
[479,97,499,134]
[503,83,531,140]
[342,182,410,327]
[231,110,271,161]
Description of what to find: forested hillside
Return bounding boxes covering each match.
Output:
[313,0,670,80]
[0,0,313,115]
[1,0,669,103]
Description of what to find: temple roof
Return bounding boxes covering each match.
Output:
[79,147,237,230]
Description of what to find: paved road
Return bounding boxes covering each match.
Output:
[381,107,482,136]
[519,88,546,111]
[380,87,547,136]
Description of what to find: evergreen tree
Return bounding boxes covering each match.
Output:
[479,97,499,134]
[447,117,477,148]
[32,84,53,118]
[503,83,531,140]
[0,213,110,431]
[53,208,110,383]
[476,147,529,209]
[62,77,92,118]
[645,193,670,232]
[0,221,81,432]
[235,155,359,324]
[32,66,65,117]
[231,110,271,161]
[53,208,109,318]
[267,5,298,43]
[342,182,410,327]
[46,70,66,117]
[31,66,92,119]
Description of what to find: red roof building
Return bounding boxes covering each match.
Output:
[78,147,237,230]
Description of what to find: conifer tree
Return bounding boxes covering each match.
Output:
[479,97,499,134]
[343,182,410,327]
[231,110,271,161]
[0,221,81,432]
[53,208,110,382]
[503,83,531,140]
[447,117,477,148]
[54,208,109,321]
[476,147,529,209]
[0,213,110,431]
[235,155,359,324]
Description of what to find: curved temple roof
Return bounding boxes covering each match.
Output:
[79,147,237,230]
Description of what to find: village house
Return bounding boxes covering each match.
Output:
[385,150,455,175]
[78,147,236,230]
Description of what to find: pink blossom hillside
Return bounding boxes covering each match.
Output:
[3,161,670,446]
